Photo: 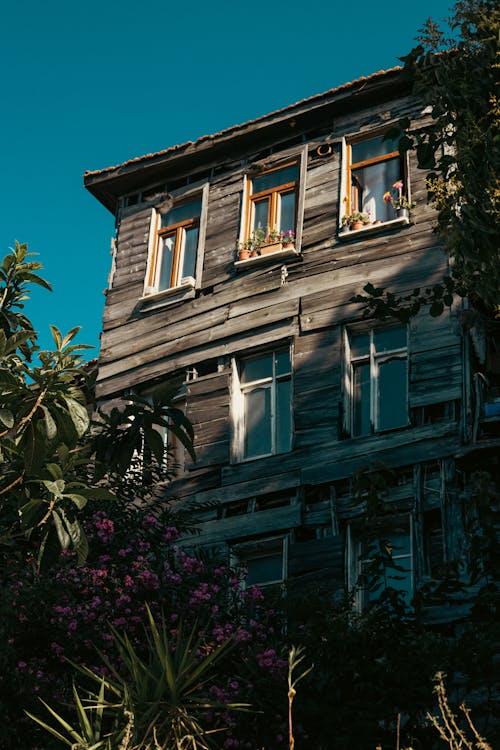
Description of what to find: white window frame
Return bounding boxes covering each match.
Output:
[231,535,288,588]
[130,386,186,480]
[343,326,409,437]
[143,182,209,298]
[347,518,414,611]
[231,346,292,462]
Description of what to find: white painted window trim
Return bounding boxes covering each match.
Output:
[143,182,209,297]
[346,326,409,436]
[231,535,289,588]
[231,347,292,462]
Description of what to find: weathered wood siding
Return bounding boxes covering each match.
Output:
[94,90,467,591]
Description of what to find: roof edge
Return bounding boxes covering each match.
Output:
[84,66,403,184]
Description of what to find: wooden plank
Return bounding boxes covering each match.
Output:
[193,470,301,507]
[186,504,302,546]
[96,320,298,398]
[288,535,344,577]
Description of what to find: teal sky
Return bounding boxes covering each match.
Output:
[1,0,454,360]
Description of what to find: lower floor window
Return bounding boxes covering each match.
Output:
[231,537,287,587]
[349,520,413,609]
[346,326,408,436]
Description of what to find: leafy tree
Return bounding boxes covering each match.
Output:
[0,242,194,568]
[353,0,499,319]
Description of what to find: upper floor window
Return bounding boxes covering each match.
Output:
[346,133,405,224]
[345,326,408,437]
[146,198,202,294]
[241,163,299,255]
[232,348,292,461]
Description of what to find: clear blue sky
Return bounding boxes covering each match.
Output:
[1,0,453,360]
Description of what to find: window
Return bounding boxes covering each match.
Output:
[348,522,413,610]
[346,133,405,223]
[345,326,408,437]
[245,163,298,244]
[233,348,292,461]
[232,537,287,587]
[146,198,202,293]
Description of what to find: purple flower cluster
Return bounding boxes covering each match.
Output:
[4,507,287,749]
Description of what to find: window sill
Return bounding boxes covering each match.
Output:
[337,216,410,242]
[140,278,196,311]
[234,244,299,268]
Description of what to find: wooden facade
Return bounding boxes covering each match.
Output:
[85,68,500,617]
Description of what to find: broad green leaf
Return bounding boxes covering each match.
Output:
[19,498,45,528]
[63,493,88,509]
[63,396,90,438]
[46,462,64,480]
[41,479,66,498]
[52,510,71,550]
[49,326,62,349]
[61,326,82,349]
[40,405,57,440]
[0,408,14,428]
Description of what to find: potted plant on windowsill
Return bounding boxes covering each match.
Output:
[280,229,295,249]
[237,227,266,260]
[383,181,415,219]
[341,212,371,231]
[260,227,282,255]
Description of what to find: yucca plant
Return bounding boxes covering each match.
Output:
[26,677,120,749]
[28,606,245,750]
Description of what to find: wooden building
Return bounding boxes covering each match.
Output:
[84,66,500,616]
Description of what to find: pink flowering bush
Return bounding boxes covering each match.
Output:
[0,503,288,750]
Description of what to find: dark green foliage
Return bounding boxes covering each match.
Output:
[0,243,194,568]
[353,0,500,319]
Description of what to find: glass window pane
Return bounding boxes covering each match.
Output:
[244,387,271,457]
[246,553,283,585]
[158,235,175,290]
[374,326,406,352]
[279,191,295,233]
[353,158,401,223]
[378,357,407,431]
[362,534,412,605]
[252,164,298,193]
[351,135,399,164]
[162,199,201,227]
[276,379,291,453]
[353,363,371,436]
[350,333,370,358]
[252,198,269,232]
[275,349,291,377]
[240,354,273,384]
[181,227,198,279]
[385,533,411,558]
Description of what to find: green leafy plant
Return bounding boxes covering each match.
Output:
[27,678,118,750]
[341,211,371,228]
[0,243,195,567]
[29,606,244,750]
[383,181,416,212]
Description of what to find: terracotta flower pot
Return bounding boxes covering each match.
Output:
[351,221,364,231]
[238,249,251,261]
